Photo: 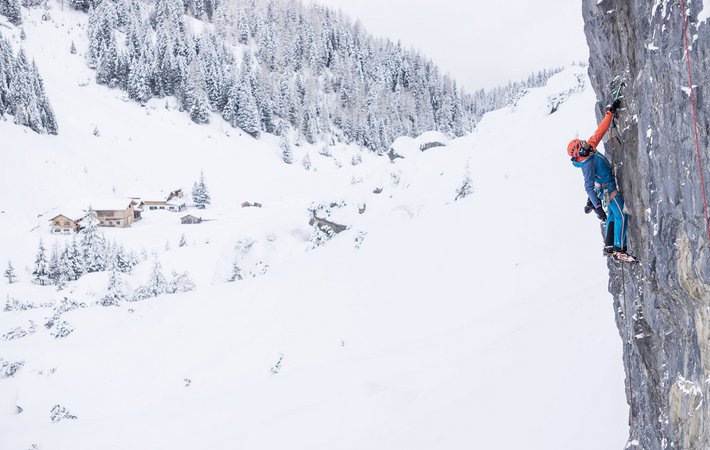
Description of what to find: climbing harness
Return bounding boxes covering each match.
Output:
[680,0,710,243]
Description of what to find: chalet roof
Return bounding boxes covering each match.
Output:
[49,213,83,222]
[87,198,135,211]
[48,208,88,222]
[141,199,185,205]
[181,214,200,219]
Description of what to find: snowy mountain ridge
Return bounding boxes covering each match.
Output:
[0,4,629,450]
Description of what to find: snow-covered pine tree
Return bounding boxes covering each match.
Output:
[10,49,41,132]
[47,243,61,285]
[143,258,168,298]
[114,243,134,273]
[87,0,118,69]
[68,236,85,280]
[56,247,72,289]
[30,61,58,135]
[280,134,293,164]
[95,35,120,86]
[191,170,211,209]
[179,234,187,247]
[80,210,106,273]
[236,9,249,44]
[4,260,16,284]
[455,161,474,201]
[32,239,49,285]
[70,41,77,54]
[184,56,210,124]
[101,269,126,306]
[127,54,152,104]
[234,79,260,137]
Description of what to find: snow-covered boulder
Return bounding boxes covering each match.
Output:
[416,131,450,152]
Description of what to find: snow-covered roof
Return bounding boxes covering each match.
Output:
[87,198,135,211]
[48,209,88,222]
[416,130,450,145]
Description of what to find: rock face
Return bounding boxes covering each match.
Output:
[583,2,710,448]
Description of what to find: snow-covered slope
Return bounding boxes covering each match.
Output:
[1,7,626,450]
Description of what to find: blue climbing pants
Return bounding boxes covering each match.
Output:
[606,192,628,250]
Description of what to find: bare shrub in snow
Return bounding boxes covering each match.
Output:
[1,359,25,378]
[234,239,255,254]
[270,353,284,375]
[51,321,74,339]
[227,260,243,282]
[354,231,367,249]
[50,405,77,423]
[1,320,37,341]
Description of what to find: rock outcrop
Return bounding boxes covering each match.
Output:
[583,1,710,448]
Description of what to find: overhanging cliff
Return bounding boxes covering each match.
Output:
[583,1,710,448]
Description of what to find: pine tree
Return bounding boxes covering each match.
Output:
[237,10,250,44]
[235,82,260,137]
[179,234,188,247]
[191,170,211,209]
[183,55,211,124]
[280,134,293,164]
[143,258,167,298]
[455,161,474,201]
[33,239,49,285]
[101,269,126,306]
[114,243,133,273]
[96,36,119,86]
[70,41,77,55]
[127,54,152,104]
[48,243,61,285]
[88,0,118,69]
[56,248,72,289]
[4,260,16,284]
[81,211,106,273]
[68,236,85,280]
[31,61,58,135]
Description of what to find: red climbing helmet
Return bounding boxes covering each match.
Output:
[567,139,582,158]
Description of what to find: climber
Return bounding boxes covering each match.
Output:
[568,99,635,263]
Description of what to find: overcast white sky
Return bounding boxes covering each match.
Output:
[310,0,589,92]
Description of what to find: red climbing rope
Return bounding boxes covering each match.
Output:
[680,0,710,243]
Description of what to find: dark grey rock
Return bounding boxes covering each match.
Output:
[419,141,445,152]
[584,2,710,448]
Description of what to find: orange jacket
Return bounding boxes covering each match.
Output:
[587,111,614,150]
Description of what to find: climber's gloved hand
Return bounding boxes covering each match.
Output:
[584,198,594,214]
[606,98,622,113]
[594,205,607,221]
